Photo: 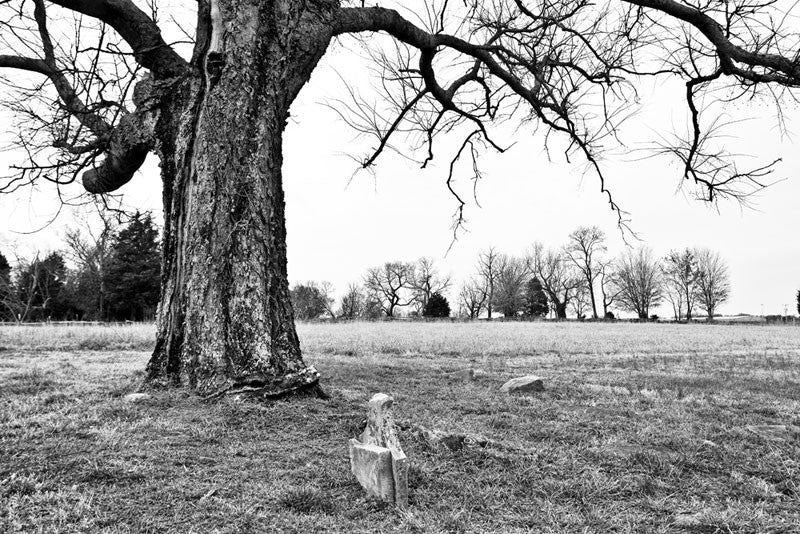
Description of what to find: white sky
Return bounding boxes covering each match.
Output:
[1,5,799,317]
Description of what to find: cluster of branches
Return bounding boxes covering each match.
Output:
[0,211,160,322]
[334,0,800,235]
[457,226,733,320]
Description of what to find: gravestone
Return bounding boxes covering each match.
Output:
[348,393,409,507]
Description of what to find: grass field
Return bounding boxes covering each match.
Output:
[1,322,799,533]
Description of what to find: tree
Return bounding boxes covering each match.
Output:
[0,252,13,321]
[364,261,416,317]
[695,249,730,320]
[523,277,549,318]
[104,213,161,321]
[797,290,800,317]
[62,214,116,320]
[422,292,450,318]
[662,249,700,321]
[529,243,582,319]
[15,252,72,321]
[613,247,663,320]
[3,1,800,397]
[476,248,504,320]
[458,278,488,319]
[338,283,364,319]
[290,282,332,320]
[410,258,451,315]
[492,256,529,318]
[598,260,621,319]
[565,226,607,319]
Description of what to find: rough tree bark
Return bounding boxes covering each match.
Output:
[141,0,336,398]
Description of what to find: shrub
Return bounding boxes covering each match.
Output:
[423,292,450,318]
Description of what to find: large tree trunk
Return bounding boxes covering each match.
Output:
[145,0,335,398]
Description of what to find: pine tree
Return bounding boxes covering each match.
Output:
[524,277,549,317]
[422,292,450,318]
[104,213,161,321]
[0,252,11,321]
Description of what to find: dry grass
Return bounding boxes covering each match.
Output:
[1,321,799,533]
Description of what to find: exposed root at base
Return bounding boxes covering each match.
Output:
[201,366,327,402]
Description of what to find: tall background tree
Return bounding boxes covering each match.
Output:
[695,249,730,320]
[476,248,504,320]
[613,247,663,320]
[492,256,529,318]
[290,282,333,320]
[62,214,116,320]
[364,261,416,317]
[565,226,606,319]
[523,277,549,318]
[410,258,451,315]
[15,252,72,321]
[663,249,700,321]
[104,213,161,321]
[3,0,800,396]
[422,292,450,318]
[529,243,582,319]
[458,278,488,319]
[0,251,13,321]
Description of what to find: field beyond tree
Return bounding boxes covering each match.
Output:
[1,322,799,533]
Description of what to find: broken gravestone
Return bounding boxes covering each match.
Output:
[348,393,409,507]
[500,375,544,394]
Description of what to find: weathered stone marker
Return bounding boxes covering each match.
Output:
[348,393,409,507]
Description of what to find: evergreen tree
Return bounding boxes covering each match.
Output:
[422,292,450,318]
[524,277,549,317]
[104,213,161,321]
[0,252,11,321]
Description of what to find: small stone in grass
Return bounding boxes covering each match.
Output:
[123,393,151,403]
[500,375,544,394]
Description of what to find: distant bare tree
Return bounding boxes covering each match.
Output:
[695,249,730,320]
[338,283,364,320]
[493,256,529,318]
[662,249,701,320]
[458,278,488,319]
[529,243,582,319]
[570,281,591,320]
[565,226,607,319]
[63,213,116,320]
[364,261,416,317]
[410,257,451,314]
[613,247,663,320]
[598,259,622,318]
[476,247,505,319]
[290,281,334,320]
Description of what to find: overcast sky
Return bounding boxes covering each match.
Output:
[1,7,799,318]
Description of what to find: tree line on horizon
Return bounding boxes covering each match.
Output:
[0,213,160,322]
[291,226,745,322]
[2,221,793,323]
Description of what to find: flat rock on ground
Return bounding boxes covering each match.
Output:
[500,375,544,394]
[123,393,151,403]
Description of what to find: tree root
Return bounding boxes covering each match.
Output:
[201,366,328,402]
